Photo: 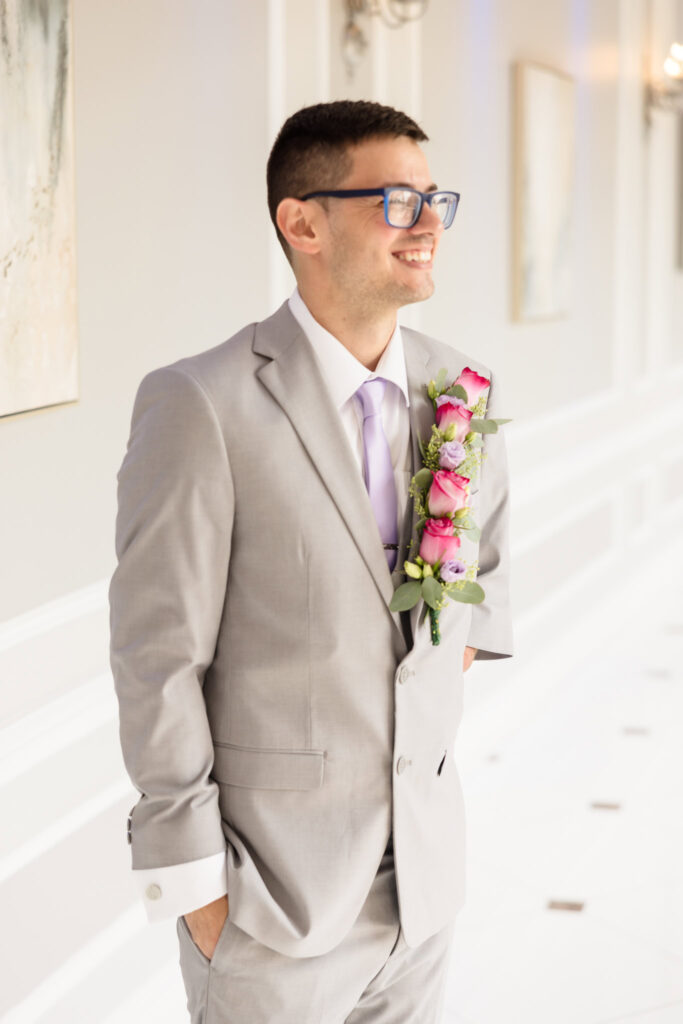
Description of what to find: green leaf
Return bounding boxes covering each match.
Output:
[449,581,485,604]
[462,525,481,543]
[492,417,512,426]
[469,418,499,434]
[389,581,422,612]
[412,467,433,491]
[468,436,484,448]
[418,437,427,457]
[421,576,444,610]
[434,368,448,392]
[446,384,468,401]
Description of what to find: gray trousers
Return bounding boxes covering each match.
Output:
[176,844,455,1023]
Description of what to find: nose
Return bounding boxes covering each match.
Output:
[413,197,444,236]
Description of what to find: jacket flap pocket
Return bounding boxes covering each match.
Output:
[212,743,325,790]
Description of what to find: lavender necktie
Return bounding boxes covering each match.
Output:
[355,378,399,571]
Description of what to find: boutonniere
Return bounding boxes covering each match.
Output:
[389,366,510,645]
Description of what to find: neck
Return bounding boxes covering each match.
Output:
[297,283,396,372]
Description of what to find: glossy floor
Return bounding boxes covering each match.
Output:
[443,559,683,1023]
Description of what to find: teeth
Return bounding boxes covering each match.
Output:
[396,250,432,263]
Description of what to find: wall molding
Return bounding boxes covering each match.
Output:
[520,489,683,644]
[506,384,620,445]
[0,578,108,654]
[0,776,133,884]
[267,0,287,313]
[463,503,683,753]
[0,674,115,786]
[511,487,614,557]
[1,381,681,674]
[508,371,683,512]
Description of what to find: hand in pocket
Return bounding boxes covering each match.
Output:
[184,894,229,960]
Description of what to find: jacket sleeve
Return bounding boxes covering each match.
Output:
[109,365,233,869]
[467,371,514,660]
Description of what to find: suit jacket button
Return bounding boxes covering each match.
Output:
[398,667,411,684]
[396,755,408,774]
[145,884,162,901]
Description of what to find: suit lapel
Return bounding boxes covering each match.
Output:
[254,303,405,642]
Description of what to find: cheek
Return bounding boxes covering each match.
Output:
[354,241,392,276]
[359,219,399,263]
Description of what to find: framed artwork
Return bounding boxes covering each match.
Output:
[513,61,576,322]
[0,0,78,418]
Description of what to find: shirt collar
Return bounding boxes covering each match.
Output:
[288,287,410,411]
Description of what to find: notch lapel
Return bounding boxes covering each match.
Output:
[254,304,405,643]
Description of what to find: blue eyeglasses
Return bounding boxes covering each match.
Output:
[299,187,460,229]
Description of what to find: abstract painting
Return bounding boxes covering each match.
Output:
[513,61,575,322]
[0,0,78,418]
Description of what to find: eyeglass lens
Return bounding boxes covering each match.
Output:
[386,189,456,228]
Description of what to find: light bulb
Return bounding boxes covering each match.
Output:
[663,55,683,78]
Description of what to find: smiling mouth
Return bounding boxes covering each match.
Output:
[393,249,433,265]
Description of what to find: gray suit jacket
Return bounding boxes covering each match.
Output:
[109,301,513,957]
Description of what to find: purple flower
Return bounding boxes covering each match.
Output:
[438,441,466,471]
[435,394,465,408]
[439,559,467,583]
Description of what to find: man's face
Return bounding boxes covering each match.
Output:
[318,136,445,317]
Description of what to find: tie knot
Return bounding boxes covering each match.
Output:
[356,377,387,420]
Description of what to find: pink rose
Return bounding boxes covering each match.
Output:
[428,471,470,518]
[435,401,473,442]
[419,518,462,566]
[453,366,490,405]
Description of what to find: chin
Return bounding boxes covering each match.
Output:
[401,278,435,304]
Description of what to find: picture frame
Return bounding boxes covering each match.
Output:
[0,0,78,419]
[512,61,576,322]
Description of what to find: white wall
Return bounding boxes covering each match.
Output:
[2,1,683,1020]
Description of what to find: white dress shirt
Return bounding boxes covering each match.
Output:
[288,287,412,514]
[135,288,411,921]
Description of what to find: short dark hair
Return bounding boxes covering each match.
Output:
[266,100,428,263]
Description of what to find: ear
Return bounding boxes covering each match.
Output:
[276,197,323,257]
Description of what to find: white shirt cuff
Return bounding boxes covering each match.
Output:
[134,851,227,922]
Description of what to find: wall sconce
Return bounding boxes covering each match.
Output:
[343,0,429,76]
[646,41,683,122]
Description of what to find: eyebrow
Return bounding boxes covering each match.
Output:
[382,181,439,192]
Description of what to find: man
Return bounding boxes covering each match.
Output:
[109,100,512,1023]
